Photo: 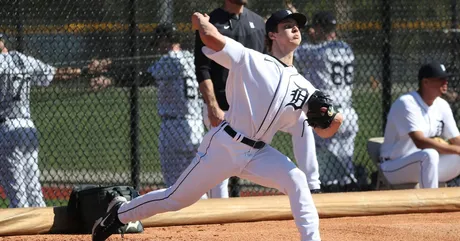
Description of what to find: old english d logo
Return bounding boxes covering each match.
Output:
[286,82,309,110]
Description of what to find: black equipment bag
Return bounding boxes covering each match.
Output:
[67,185,144,234]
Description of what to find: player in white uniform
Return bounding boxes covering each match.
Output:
[294,11,358,188]
[92,10,343,241]
[147,24,205,191]
[380,62,460,188]
[198,0,321,195]
[0,34,103,207]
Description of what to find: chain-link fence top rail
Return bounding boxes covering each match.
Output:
[0,0,459,207]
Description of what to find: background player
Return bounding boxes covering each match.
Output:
[295,11,359,190]
[147,24,206,193]
[380,62,460,188]
[92,9,343,241]
[0,34,105,208]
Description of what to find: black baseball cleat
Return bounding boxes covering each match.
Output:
[92,195,128,241]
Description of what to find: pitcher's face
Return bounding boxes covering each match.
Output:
[276,19,302,47]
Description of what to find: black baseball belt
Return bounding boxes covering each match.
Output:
[222,123,265,149]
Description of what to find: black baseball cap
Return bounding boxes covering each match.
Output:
[265,9,307,35]
[309,11,337,32]
[418,62,453,81]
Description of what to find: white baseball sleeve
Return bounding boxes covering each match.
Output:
[393,99,421,135]
[202,37,245,70]
[20,53,56,86]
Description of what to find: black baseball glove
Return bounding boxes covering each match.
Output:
[305,90,338,129]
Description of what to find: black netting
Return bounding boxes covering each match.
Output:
[0,0,459,208]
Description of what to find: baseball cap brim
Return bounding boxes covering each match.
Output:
[266,10,308,34]
[418,62,456,80]
[283,13,308,29]
[437,73,454,78]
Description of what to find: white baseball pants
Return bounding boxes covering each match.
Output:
[118,123,321,241]
[380,148,460,188]
[0,118,46,208]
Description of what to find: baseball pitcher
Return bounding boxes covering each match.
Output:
[92,10,343,241]
[295,11,359,188]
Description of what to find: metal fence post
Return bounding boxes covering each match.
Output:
[15,0,24,52]
[451,0,459,76]
[381,0,392,134]
[129,0,141,190]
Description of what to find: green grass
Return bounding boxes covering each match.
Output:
[30,84,386,177]
[32,85,161,173]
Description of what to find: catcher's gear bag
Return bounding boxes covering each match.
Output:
[67,185,144,234]
[305,90,338,129]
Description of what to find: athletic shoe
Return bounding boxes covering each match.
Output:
[92,195,127,241]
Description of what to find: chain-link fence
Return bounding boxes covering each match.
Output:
[0,0,459,208]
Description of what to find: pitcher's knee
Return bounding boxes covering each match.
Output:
[283,168,309,192]
[422,149,440,166]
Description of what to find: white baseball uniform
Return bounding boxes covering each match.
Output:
[0,51,54,208]
[147,49,205,188]
[295,40,358,186]
[118,37,321,241]
[380,91,460,188]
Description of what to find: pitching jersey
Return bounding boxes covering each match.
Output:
[294,40,354,107]
[203,37,317,143]
[381,91,460,160]
[148,50,202,119]
[0,51,55,119]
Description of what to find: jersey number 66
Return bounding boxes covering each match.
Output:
[331,62,353,86]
